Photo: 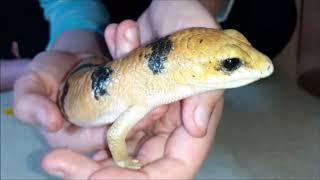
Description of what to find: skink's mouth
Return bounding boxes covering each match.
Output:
[258,63,274,78]
[220,78,260,89]
[176,63,274,90]
[177,77,261,90]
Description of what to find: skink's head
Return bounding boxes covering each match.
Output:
[172,28,274,89]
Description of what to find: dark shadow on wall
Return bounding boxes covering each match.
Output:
[221,0,297,59]
[0,0,296,60]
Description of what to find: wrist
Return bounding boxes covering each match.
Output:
[40,0,110,50]
[148,0,221,36]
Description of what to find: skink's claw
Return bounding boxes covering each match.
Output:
[117,158,141,170]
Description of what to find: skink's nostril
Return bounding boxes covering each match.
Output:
[265,63,274,76]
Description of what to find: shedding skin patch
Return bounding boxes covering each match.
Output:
[146,35,173,75]
[91,66,114,100]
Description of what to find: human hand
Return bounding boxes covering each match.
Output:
[137,0,224,137]
[13,51,110,152]
[42,97,223,179]
[42,1,225,178]
[105,0,223,137]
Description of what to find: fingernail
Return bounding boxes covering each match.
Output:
[125,27,138,43]
[36,108,48,130]
[194,105,211,131]
[51,170,64,178]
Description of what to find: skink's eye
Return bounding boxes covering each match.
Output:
[221,58,242,72]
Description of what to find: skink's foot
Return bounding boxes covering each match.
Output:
[107,106,149,170]
[117,158,141,169]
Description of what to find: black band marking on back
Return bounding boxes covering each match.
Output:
[70,63,99,75]
[146,35,173,75]
[91,66,113,100]
[59,81,69,118]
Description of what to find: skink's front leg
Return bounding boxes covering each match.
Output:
[107,106,150,169]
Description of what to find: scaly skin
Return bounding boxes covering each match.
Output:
[58,27,274,169]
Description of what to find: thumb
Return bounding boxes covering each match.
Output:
[14,52,79,131]
[14,71,64,131]
[42,149,100,179]
[182,90,224,137]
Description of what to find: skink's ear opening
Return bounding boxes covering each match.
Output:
[223,29,251,45]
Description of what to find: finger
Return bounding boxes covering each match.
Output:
[144,98,224,178]
[11,41,21,58]
[114,19,140,58]
[42,148,101,179]
[13,52,79,131]
[14,72,63,131]
[28,52,80,88]
[43,124,106,153]
[148,106,169,120]
[104,23,118,58]
[125,105,169,158]
[89,166,147,179]
[136,132,169,165]
[132,105,169,132]
[182,90,224,137]
[92,150,110,161]
[134,102,180,165]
